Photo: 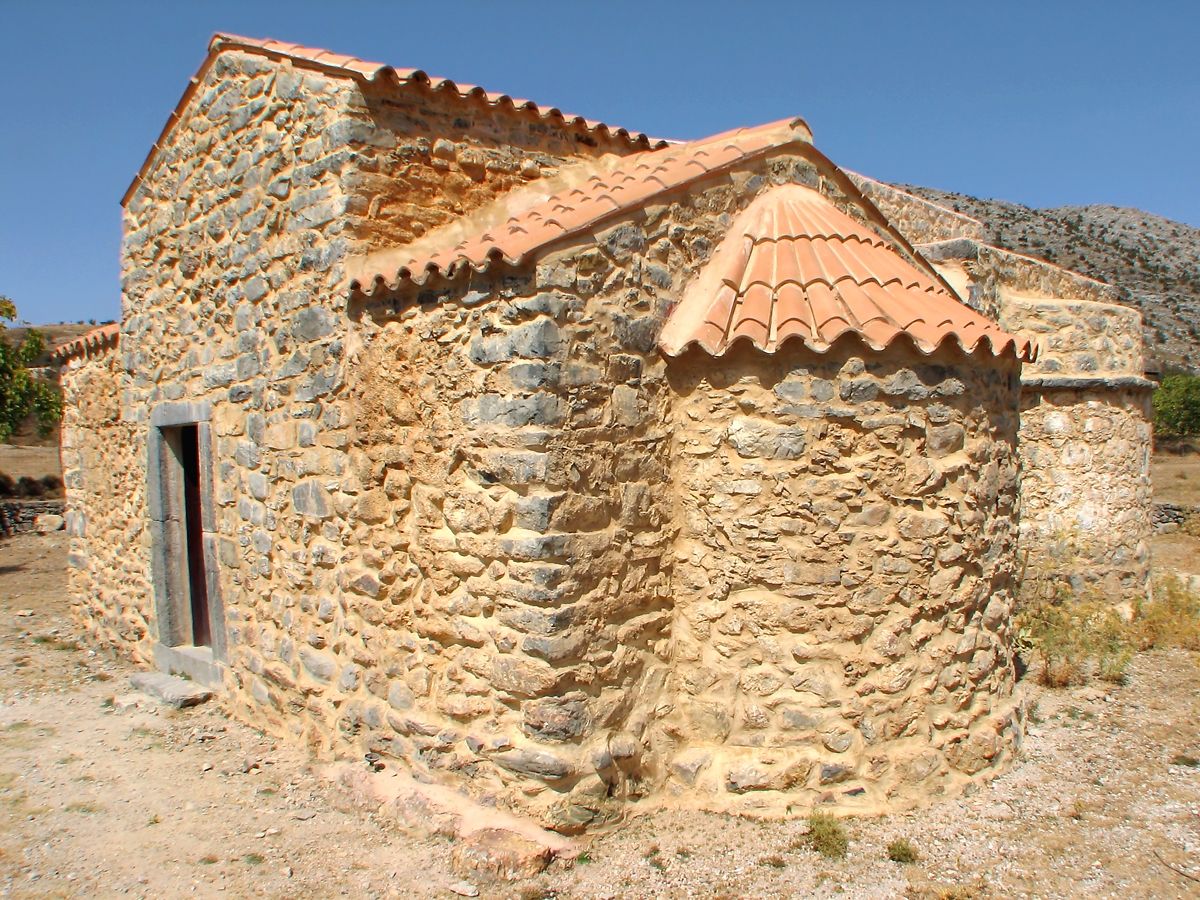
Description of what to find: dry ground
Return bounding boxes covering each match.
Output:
[1151,451,1200,576]
[1,537,1199,898]
[0,446,60,484]
[1152,452,1200,509]
[2,456,1200,897]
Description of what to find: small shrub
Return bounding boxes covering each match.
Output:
[243,853,264,865]
[1153,372,1200,438]
[806,811,848,859]
[575,851,592,865]
[886,838,918,863]
[1130,577,1200,650]
[1169,753,1200,768]
[1016,590,1132,687]
[15,476,44,498]
[759,854,787,868]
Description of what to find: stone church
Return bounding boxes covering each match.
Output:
[53,34,1152,831]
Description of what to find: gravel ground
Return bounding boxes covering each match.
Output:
[2,532,1199,899]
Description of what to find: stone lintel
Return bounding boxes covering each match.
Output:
[150,400,213,427]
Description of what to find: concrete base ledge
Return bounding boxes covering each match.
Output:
[153,642,226,689]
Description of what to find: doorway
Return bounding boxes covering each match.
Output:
[173,424,211,647]
[148,403,225,682]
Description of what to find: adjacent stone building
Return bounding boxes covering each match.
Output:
[852,176,1154,603]
[55,34,1146,831]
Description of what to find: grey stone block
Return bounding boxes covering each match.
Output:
[291,307,336,342]
[461,393,562,427]
[522,697,587,742]
[292,480,332,518]
[599,222,645,258]
[469,320,562,365]
[490,748,574,780]
[506,363,561,390]
[300,647,337,682]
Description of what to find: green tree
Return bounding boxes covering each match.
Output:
[1152,372,1200,439]
[0,296,63,442]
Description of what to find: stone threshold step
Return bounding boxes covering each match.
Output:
[130,671,214,709]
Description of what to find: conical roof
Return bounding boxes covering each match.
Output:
[658,184,1035,361]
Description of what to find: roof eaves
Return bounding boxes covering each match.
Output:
[351,117,818,297]
[122,33,667,208]
[50,324,120,364]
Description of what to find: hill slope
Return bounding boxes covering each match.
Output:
[900,185,1200,372]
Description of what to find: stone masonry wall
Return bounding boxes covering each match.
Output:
[0,500,65,536]
[658,341,1025,815]
[998,296,1143,380]
[334,271,675,832]
[1018,388,1152,602]
[847,175,985,245]
[59,346,149,662]
[119,51,372,680]
[343,83,637,253]
[922,241,1153,603]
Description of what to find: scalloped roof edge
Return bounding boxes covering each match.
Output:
[50,324,120,363]
[662,326,1037,363]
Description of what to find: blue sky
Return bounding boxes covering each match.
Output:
[0,0,1196,326]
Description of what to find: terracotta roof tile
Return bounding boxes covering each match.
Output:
[124,34,665,207]
[351,117,815,295]
[50,324,120,363]
[657,184,1036,361]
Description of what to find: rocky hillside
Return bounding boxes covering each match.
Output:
[900,185,1200,372]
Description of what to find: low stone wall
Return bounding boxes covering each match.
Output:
[847,175,985,244]
[1153,502,1200,533]
[0,499,65,535]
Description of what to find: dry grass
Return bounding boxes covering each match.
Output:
[1016,589,1133,687]
[887,837,918,863]
[1152,451,1200,507]
[1017,569,1200,688]
[64,801,101,814]
[804,811,848,859]
[1130,575,1200,650]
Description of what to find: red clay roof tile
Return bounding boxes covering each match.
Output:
[351,117,815,295]
[657,184,1036,361]
[50,324,120,363]
[124,34,665,207]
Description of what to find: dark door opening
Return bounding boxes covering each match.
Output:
[177,424,211,647]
